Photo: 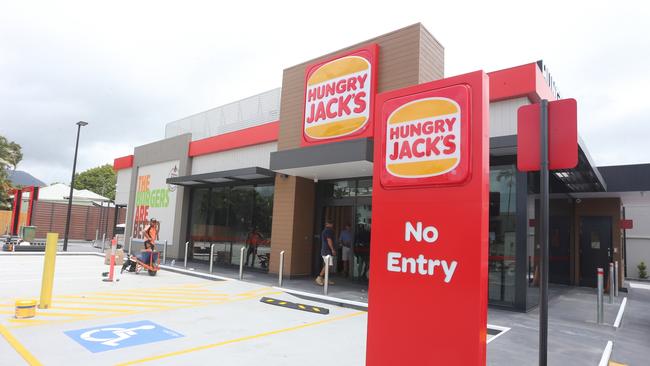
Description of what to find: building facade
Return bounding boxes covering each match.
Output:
[113,23,650,311]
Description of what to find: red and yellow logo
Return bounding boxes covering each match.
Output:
[385,98,461,178]
[303,49,374,141]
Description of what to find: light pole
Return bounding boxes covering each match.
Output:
[62,121,88,251]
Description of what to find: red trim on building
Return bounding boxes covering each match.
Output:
[113,155,134,171]
[188,121,279,157]
[488,63,556,103]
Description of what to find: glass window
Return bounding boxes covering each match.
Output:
[355,179,373,197]
[322,180,356,198]
[489,165,517,305]
[187,184,274,271]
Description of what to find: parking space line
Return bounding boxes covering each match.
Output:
[0,323,43,366]
[115,311,366,366]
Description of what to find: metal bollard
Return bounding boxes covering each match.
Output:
[184,241,189,269]
[597,267,604,324]
[209,243,216,274]
[127,237,132,256]
[162,240,167,265]
[614,261,619,297]
[239,246,245,280]
[609,263,614,304]
[278,250,285,287]
[324,255,331,296]
[101,233,106,251]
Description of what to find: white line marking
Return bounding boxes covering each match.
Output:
[486,325,511,344]
[598,340,613,366]
[613,297,627,328]
[629,282,650,290]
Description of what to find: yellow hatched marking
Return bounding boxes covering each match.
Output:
[65,292,227,301]
[115,311,366,365]
[298,305,306,309]
[234,287,273,297]
[312,308,321,312]
[55,295,206,305]
[278,302,287,305]
[136,290,228,297]
[53,299,176,308]
[8,291,282,329]
[7,318,49,325]
[0,311,93,318]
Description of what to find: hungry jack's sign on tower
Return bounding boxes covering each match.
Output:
[302,44,378,145]
[367,71,489,365]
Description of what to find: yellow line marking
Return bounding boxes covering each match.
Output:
[0,323,43,366]
[278,302,287,305]
[234,287,273,297]
[55,295,205,305]
[64,293,227,301]
[115,311,365,366]
[52,299,177,308]
[298,305,306,309]
[134,290,228,297]
[0,311,93,318]
[312,308,320,312]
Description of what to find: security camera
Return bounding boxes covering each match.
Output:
[575,198,581,204]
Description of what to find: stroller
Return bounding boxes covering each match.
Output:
[123,250,160,276]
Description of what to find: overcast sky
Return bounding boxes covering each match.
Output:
[1,0,649,184]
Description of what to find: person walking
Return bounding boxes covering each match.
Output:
[315,221,336,286]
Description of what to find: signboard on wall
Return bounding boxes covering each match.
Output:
[301,44,378,146]
[366,71,489,365]
[132,160,179,245]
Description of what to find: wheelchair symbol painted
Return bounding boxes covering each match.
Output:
[65,320,183,353]
[80,325,156,347]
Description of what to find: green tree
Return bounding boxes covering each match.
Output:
[0,135,23,209]
[74,164,116,200]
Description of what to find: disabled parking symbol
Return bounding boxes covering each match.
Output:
[65,320,183,353]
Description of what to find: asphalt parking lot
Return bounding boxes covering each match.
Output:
[0,254,367,366]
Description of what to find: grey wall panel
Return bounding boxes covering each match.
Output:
[125,133,192,259]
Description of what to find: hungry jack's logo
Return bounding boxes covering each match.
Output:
[380,86,470,187]
[302,46,376,143]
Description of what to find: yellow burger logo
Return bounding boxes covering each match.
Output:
[385,98,461,178]
[304,55,371,140]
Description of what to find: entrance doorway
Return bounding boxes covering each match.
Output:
[313,178,372,281]
[579,216,612,287]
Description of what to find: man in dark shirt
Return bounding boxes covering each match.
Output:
[316,221,336,286]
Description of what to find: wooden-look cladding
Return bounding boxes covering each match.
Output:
[269,175,315,276]
[278,23,445,151]
[419,26,444,83]
[31,201,126,240]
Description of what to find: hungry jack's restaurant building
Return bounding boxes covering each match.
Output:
[113,23,650,311]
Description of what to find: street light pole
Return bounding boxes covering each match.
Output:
[62,121,88,251]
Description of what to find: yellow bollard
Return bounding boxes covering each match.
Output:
[15,300,37,318]
[38,233,58,309]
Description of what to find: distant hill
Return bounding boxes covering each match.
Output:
[6,170,46,187]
